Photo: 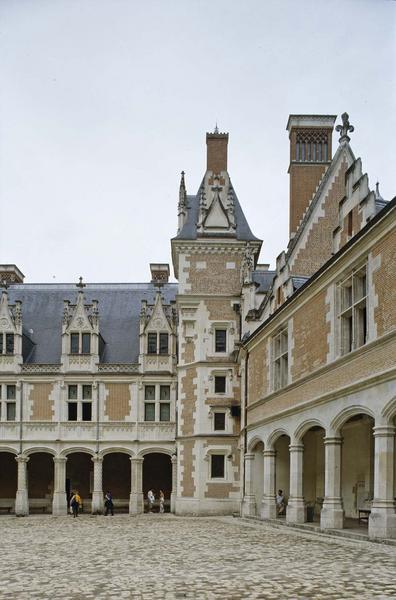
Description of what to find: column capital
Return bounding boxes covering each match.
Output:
[130,456,144,464]
[373,425,396,437]
[53,456,67,464]
[263,450,276,458]
[171,454,177,464]
[244,453,255,461]
[324,436,342,446]
[15,454,29,464]
[289,444,304,453]
[91,454,103,464]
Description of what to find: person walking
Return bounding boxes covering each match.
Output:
[159,490,165,514]
[104,490,114,516]
[70,491,82,518]
[147,489,155,513]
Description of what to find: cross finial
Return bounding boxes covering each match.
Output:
[76,276,86,290]
[335,112,354,143]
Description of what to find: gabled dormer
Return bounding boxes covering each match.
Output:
[61,278,100,372]
[139,272,177,373]
[0,284,23,373]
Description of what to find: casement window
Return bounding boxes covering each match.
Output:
[70,332,91,355]
[210,454,225,478]
[67,384,92,421]
[147,332,169,355]
[0,333,15,355]
[214,412,226,431]
[0,384,16,421]
[338,265,367,355]
[215,329,227,353]
[272,328,289,391]
[144,384,171,422]
[214,376,226,394]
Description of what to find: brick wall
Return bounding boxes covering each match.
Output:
[30,383,54,421]
[180,440,196,497]
[206,133,228,173]
[373,228,396,336]
[104,383,131,421]
[248,338,268,404]
[180,367,197,436]
[185,254,242,296]
[289,163,327,236]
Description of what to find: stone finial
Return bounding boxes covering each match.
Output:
[214,122,219,134]
[178,171,187,211]
[336,112,354,143]
[76,276,86,291]
[375,181,384,201]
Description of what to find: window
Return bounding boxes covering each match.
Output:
[67,384,92,421]
[215,329,227,353]
[160,385,170,400]
[347,211,353,237]
[338,265,367,355]
[6,402,16,421]
[144,403,155,421]
[160,403,170,421]
[214,376,226,394]
[5,334,14,355]
[211,454,225,478]
[7,385,16,400]
[159,333,169,355]
[70,333,79,354]
[81,333,91,354]
[273,328,288,391]
[145,385,155,400]
[0,384,17,422]
[143,384,172,422]
[147,333,157,354]
[214,412,226,431]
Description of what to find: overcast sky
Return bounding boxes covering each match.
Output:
[0,0,395,283]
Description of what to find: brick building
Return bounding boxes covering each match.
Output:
[0,115,395,539]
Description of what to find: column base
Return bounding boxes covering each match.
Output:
[369,505,396,539]
[129,492,144,515]
[170,492,175,514]
[15,490,29,517]
[52,492,68,516]
[320,499,344,530]
[91,492,104,514]
[286,498,305,524]
[261,496,277,520]
[241,495,256,517]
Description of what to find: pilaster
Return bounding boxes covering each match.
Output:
[320,437,344,530]
[369,426,396,539]
[261,450,277,519]
[242,453,256,517]
[287,444,305,523]
[129,457,144,515]
[52,456,68,516]
[170,455,177,513]
[91,455,104,514]
[15,455,29,517]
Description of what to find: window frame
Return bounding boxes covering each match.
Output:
[272,327,289,392]
[66,383,93,422]
[215,328,227,353]
[210,454,226,479]
[213,411,226,431]
[337,264,368,356]
[0,383,18,422]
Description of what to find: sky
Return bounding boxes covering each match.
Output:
[0,0,395,283]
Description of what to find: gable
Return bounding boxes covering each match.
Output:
[203,195,230,229]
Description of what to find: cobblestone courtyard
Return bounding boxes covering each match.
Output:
[1,515,396,599]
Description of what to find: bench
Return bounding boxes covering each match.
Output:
[358,508,371,524]
[30,505,49,514]
[0,505,13,514]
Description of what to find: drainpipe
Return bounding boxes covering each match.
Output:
[95,381,100,454]
[242,351,249,500]
[19,380,23,455]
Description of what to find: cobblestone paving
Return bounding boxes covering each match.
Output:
[1,515,396,599]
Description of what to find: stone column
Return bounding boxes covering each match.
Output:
[129,457,144,515]
[287,444,305,523]
[52,456,68,516]
[15,455,29,517]
[320,437,344,530]
[170,454,177,513]
[242,453,256,517]
[261,450,277,519]
[369,425,396,539]
[91,455,104,514]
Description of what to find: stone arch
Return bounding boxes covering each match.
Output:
[24,446,56,457]
[381,396,396,424]
[60,446,95,457]
[266,428,290,450]
[294,419,326,442]
[99,447,134,458]
[138,447,174,458]
[247,435,265,452]
[330,405,375,436]
[0,446,18,455]
[141,451,173,511]
[0,448,18,511]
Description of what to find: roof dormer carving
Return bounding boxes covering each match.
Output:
[0,284,23,373]
[197,176,237,234]
[139,291,177,374]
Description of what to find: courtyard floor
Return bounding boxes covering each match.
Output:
[1,514,396,599]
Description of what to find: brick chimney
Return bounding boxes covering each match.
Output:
[206,129,228,173]
[150,263,170,284]
[0,264,25,284]
[287,115,336,237]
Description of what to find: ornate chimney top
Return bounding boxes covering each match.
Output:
[336,112,354,143]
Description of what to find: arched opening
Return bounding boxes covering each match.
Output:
[275,435,290,517]
[251,441,264,517]
[27,452,54,513]
[142,453,172,512]
[302,426,325,522]
[0,452,17,514]
[103,453,131,513]
[66,452,93,513]
[341,414,374,529]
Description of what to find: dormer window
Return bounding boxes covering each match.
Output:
[147,333,157,354]
[70,332,91,354]
[0,333,14,355]
[159,333,169,355]
[147,332,169,355]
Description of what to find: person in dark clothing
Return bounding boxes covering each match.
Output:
[70,491,82,518]
[104,490,114,516]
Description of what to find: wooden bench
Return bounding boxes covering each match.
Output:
[358,508,371,524]
[30,505,49,513]
[0,505,13,514]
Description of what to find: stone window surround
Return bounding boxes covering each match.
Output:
[209,322,235,356]
[146,331,170,355]
[66,383,95,422]
[142,382,173,422]
[209,369,233,396]
[0,382,17,421]
[0,332,15,355]
[208,406,232,433]
[69,332,91,355]
[336,261,368,357]
[204,448,232,481]
[271,326,289,392]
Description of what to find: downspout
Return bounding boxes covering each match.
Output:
[19,380,23,455]
[243,351,249,500]
[95,381,100,454]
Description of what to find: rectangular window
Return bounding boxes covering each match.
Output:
[5,334,14,354]
[144,403,155,421]
[159,333,169,355]
[7,385,16,400]
[147,333,157,354]
[273,328,288,391]
[82,385,92,400]
[215,329,227,353]
[347,211,353,237]
[0,335,3,354]
[338,265,367,355]
[211,455,225,478]
[68,402,78,421]
[145,385,155,401]
[68,385,78,400]
[214,412,226,431]
[160,385,170,400]
[160,403,170,421]
[82,402,92,421]
[81,333,91,354]
[6,402,16,421]
[214,376,226,394]
[70,333,79,354]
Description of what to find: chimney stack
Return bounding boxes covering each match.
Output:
[286,115,336,237]
[0,264,24,284]
[206,130,229,174]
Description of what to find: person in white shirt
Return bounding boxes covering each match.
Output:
[147,489,155,513]
[276,489,285,515]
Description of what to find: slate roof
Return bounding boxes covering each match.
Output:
[7,283,178,364]
[252,270,276,293]
[173,182,260,242]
